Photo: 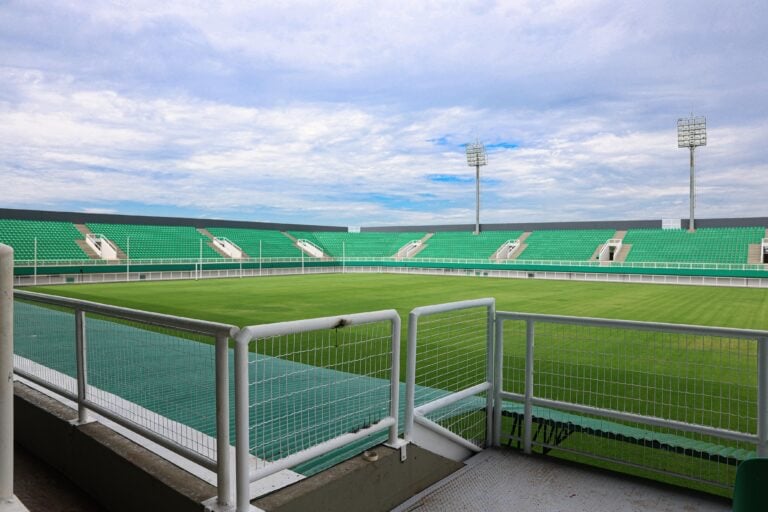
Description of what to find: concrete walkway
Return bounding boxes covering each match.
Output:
[394,448,731,512]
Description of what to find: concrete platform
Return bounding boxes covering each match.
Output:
[394,448,732,512]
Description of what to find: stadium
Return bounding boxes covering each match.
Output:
[3,3,768,512]
[2,204,768,512]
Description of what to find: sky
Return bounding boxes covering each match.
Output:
[1,1,767,228]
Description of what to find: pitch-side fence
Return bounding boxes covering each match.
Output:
[8,290,768,511]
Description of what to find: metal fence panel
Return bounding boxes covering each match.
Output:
[496,312,766,492]
[405,299,495,448]
[12,291,237,508]
[234,310,401,509]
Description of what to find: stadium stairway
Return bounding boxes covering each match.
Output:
[590,229,630,263]
[196,228,234,259]
[495,231,530,261]
[396,233,433,259]
[73,224,111,260]
[281,231,310,257]
[747,228,768,264]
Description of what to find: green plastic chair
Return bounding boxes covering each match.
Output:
[733,458,768,511]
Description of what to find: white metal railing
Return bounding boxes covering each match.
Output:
[403,299,768,490]
[394,240,424,260]
[12,290,238,509]
[212,237,243,259]
[234,310,404,511]
[494,239,520,260]
[598,238,622,261]
[405,299,495,457]
[13,254,768,273]
[492,312,768,488]
[762,238,768,263]
[296,239,324,258]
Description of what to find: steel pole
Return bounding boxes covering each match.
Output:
[689,146,695,232]
[33,238,37,286]
[475,164,481,235]
[0,245,14,500]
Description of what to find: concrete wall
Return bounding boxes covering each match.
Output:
[362,217,768,233]
[14,382,216,512]
[14,380,464,512]
[254,445,462,512]
[0,208,346,232]
[4,207,767,234]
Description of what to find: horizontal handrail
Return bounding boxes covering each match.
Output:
[496,310,768,340]
[14,290,237,338]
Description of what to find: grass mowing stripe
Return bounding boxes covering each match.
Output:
[28,273,768,330]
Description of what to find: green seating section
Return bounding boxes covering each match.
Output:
[206,227,302,258]
[623,227,764,264]
[86,223,222,260]
[517,229,615,261]
[417,231,524,260]
[0,219,87,260]
[290,231,424,258]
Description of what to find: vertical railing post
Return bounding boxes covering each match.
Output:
[758,337,768,457]
[74,308,91,424]
[523,318,535,454]
[215,333,233,508]
[0,245,14,502]
[33,237,37,286]
[234,333,251,512]
[492,315,503,447]
[388,315,401,446]
[404,311,419,441]
[484,302,496,446]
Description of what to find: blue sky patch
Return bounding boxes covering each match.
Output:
[427,174,475,184]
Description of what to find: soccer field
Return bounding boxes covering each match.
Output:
[26,273,768,494]
[28,272,768,330]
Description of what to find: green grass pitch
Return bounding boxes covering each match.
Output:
[29,272,768,330]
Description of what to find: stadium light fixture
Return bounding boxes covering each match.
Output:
[677,115,706,232]
[466,140,488,235]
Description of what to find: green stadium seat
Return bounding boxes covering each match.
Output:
[518,229,614,261]
[206,227,302,258]
[289,231,425,258]
[623,227,763,264]
[417,231,523,260]
[0,219,88,260]
[86,223,223,260]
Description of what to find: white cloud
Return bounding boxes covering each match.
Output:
[0,1,767,226]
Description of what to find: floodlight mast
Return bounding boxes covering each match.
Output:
[677,116,707,232]
[466,141,487,234]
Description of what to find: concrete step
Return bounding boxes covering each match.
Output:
[197,228,232,258]
[747,244,763,265]
[613,243,632,263]
[73,224,92,237]
[75,239,99,260]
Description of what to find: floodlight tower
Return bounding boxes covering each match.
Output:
[466,140,487,234]
[677,115,707,232]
